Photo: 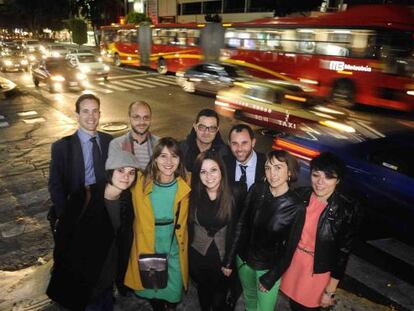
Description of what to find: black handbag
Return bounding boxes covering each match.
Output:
[138,203,181,289]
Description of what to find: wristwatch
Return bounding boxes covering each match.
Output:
[324,290,335,299]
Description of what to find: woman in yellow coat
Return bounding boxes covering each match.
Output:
[124,137,191,311]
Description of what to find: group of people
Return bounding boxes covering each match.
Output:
[46,94,362,311]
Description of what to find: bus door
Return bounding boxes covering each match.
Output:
[139,24,152,67]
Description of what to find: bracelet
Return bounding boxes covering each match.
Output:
[324,290,335,299]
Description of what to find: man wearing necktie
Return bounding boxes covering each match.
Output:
[48,93,112,245]
[223,124,266,310]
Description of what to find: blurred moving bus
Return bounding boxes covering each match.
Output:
[221,5,414,111]
[100,5,414,111]
[100,23,203,74]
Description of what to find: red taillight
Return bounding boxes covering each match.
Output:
[272,138,320,161]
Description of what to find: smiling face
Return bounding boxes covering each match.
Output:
[194,116,219,147]
[311,170,338,202]
[111,167,136,190]
[265,156,290,196]
[130,103,151,138]
[76,98,100,135]
[200,159,222,193]
[155,146,180,183]
[229,129,256,165]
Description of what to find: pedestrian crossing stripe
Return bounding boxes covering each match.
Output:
[146,77,177,86]
[126,79,156,88]
[155,76,177,83]
[107,74,148,80]
[109,80,143,90]
[113,79,144,89]
[98,82,129,91]
[135,78,169,87]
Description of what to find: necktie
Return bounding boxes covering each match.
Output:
[239,165,247,183]
[90,136,104,184]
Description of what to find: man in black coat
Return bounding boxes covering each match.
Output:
[47,94,113,310]
[180,108,229,172]
[224,124,265,190]
[223,124,265,310]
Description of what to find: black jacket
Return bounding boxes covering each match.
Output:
[229,181,305,290]
[223,151,266,185]
[47,189,134,310]
[188,182,247,268]
[179,129,229,172]
[48,131,112,218]
[287,187,362,280]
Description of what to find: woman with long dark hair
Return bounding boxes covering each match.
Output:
[280,152,361,310]
[188,151,246,311]
[231,150,304,311]
[124,137,191,311]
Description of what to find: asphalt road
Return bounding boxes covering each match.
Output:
[0,65,413,311]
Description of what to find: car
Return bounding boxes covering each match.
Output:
[40,43,72,58]
[176,62,251,95]
[31,58,88,93]
[0,48,29,72]
[271,122,414,244]
[215,79,319,133]
[66,53,110,80]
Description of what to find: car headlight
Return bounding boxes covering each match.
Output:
[29,55,36,62]
[4,60,13,66]
[103,65,110,72]
[51,75,65,82]
[80,66,91,73]
[21,59,29,65]
[51,51,60,58]
[76,72,87,80]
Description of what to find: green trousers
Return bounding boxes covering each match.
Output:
[237,256,281,311]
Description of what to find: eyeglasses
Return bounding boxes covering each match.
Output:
[197,124,218,133]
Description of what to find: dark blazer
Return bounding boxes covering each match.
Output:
[48,130,112,218]
[224,151,266,185]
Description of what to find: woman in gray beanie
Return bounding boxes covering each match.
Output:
[47,151,139,310]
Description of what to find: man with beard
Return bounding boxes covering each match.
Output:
[225,124,265,190]
[180,108,229,172]
[108,101,159,171]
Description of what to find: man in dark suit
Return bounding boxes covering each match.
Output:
[223,124,265,310]
[47,94,112,310]
[48,93,112,231]
[225,124,265,190]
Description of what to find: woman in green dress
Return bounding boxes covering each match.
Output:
[124,137,191,311]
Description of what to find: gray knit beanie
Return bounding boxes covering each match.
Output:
[105,150,140,170]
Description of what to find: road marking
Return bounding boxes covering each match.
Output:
[17,111,38,117]
[0,121,9,128]
[146,77,177,86]
[22,117,46,124]
[87,86,113,94]
[98,82,128,91]
[136,78,168,87]
[124,79,155,88]
[107,74,148,80]
[156,75,177,82]
[110,80,143,90]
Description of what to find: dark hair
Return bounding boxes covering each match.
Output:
[128,100,152,116]
[143,137,187,187]
[105,168,138,187]
[228,124,255,141]
[265,150,300,183]
[191,150,233,221]
[75,94,100,113]
[310,152,346,181]
[195,109,219,126]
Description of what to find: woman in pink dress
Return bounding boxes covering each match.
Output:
[280,152,362,310]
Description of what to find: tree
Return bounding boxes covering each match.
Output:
[125,12,151,24]
[67,18,87,46]
[0,0,70,33]
[72,0,124,29]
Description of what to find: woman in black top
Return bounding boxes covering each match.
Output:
[188,151,246,311]
[231,150,305,311]
[47,151,138,310]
